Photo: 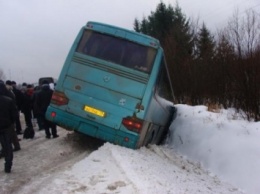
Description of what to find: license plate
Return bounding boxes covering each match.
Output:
[84,105,105,117]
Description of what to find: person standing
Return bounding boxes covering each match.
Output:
[21,84,34,129]
[32,86,44,130]
[11,81,23,134]
[0,81,17,173]
[5,80,21,151]
[36,80,58,139]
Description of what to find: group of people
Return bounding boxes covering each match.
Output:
[0,79,58,173]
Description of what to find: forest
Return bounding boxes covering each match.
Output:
[134,2,260,121]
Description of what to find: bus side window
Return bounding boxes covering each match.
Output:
[156,59,174,101]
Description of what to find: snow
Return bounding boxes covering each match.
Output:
[1,104,259,194]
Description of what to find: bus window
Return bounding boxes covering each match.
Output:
[77,31,104,57]
[156,59,174,101]
[124,42,147,70]
[99,37,124,64]
[76,30,157,73]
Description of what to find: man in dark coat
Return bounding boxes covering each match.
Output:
[32,86,44,130]
[4,81,21,151]
[36,80,58,139]
[21,84,34,129]
[11,81,23,134]
[0,81,17,173]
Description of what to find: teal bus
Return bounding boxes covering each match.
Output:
[46,21,176,149]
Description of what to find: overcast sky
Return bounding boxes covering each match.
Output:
[0,0,259,84]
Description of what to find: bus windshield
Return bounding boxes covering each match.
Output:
[76,30,157,73]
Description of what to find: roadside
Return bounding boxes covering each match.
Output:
[0,122,104,194]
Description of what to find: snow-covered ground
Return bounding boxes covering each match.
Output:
[0,104,259,194]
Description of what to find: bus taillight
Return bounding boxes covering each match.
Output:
[51,111,56,118]
[122,116,143,134]
[51,91,69,106]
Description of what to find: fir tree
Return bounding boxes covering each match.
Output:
[133,2,194,102]
[196,23,215,61]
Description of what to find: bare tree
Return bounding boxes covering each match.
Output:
[244,9,260,57]
[226,9,245,58]
[227,9,260,58]
[222,9,260,121]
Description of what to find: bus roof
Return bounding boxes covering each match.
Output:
[84,21,161,49]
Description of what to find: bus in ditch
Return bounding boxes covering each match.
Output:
[46,21,176,149]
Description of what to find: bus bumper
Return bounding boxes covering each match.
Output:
[45,106,139,149]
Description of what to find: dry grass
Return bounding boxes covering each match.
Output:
[207,102,222,113]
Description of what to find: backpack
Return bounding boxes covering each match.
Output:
[23,127,35,139]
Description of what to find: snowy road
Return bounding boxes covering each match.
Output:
[1,127,242,194]
[0,127,104,193]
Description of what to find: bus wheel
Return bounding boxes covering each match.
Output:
[158,126,170,145]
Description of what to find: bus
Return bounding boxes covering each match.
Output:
[38,77,56,86]
[46,21,176,149]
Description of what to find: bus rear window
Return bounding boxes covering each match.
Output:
[76,30,157,73]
